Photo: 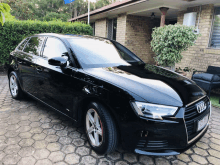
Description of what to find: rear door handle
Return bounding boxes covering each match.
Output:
[18,61,27,65]
[36,68,42,73]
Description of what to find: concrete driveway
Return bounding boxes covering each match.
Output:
[0,75,220,165]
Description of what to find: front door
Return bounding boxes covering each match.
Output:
[34,37,77,116]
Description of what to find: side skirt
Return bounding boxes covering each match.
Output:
[24,91,78,123]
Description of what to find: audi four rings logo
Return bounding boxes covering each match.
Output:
[196,101,207,113]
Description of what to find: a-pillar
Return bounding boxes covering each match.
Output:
[159,7,169,27]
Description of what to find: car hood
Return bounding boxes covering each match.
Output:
[83,64,206,107]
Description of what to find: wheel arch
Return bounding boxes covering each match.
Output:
[76,96,121,142]
[8,69,23,91]
[7,67,14,78]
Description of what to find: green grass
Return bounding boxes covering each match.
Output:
[210,95,220,108]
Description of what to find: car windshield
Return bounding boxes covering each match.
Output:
[67,37,142,68]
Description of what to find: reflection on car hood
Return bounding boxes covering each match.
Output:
[83,64,205,107]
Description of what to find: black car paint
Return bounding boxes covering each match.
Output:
[7,34,210,155]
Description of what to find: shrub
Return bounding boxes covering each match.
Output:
[151,24,200,67]
[0,20,93,65]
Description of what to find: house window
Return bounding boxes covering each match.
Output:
[107,18,117,40]
[210,7,220,48]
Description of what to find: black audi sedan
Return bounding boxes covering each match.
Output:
[7,33,211,156]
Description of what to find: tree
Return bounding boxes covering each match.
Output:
[42,12,71,22]
[73,0,114,17]
[31,0,70,19]
[2,0,71,21]
[151,24,200,68]
[95,0,112,9]
[2,0,35,20]
[0,3,10,25]
[1,0,115,21]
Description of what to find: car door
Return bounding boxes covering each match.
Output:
[34,37,77,116]
[18,37,45,95]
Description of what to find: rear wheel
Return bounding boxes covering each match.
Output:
[85,102,118,155]
[9,71,23,99]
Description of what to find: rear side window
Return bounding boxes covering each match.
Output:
[17,38,29,51]
[24,37,45,56]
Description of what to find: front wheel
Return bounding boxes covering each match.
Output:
[85,102,118,155]
[9,71,23,99]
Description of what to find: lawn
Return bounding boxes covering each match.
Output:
[210,95,220,108]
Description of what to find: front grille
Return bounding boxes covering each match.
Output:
[137,139,168,150]
[184,97,210,141]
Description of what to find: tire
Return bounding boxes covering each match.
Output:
[9,71,24,100]
[85,102,118,155]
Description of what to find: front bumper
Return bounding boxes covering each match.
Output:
[120,96,210,156]
[134,124,208,156]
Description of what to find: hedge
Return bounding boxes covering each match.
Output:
[0,20,93,65]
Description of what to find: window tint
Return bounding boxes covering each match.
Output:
[42,37,68,59]
[17,38,29,51]
[24,37,45,56]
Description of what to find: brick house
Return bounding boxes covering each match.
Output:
[69,0,220,74]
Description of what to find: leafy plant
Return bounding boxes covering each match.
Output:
[2,0,72,20]
[2,0,114,21]
[0,20,93,65]
[0,3,10,25]
[2,0,34,20]
[151,24,200,67]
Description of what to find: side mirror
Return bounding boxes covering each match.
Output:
[48,57,67,67]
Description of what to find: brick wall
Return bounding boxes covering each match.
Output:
[95,18,107,38]
[116,14,127,45]
[116,15,156,64]
[94,14,156,64]
[176,4,220,78]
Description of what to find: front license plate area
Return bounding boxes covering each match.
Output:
[197,115,209,132]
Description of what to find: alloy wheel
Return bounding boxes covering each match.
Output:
[10,75,18,97]
[86,108,103,147]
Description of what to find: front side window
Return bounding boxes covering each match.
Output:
[24,37,45,56]
[210,7,220,48]
[42,37,68,59]
[68,37,142,68]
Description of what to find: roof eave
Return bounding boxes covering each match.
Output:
[68,0,138,22]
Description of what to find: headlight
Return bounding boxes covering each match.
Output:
[131,102,178,120]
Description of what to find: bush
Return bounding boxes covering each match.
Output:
[0,20,93,65]
[151,24,200,67]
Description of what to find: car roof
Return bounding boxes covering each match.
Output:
[35,33,109,41]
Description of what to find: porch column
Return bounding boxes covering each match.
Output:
[159,7,169,27]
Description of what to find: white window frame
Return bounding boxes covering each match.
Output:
[209,7,220,49]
